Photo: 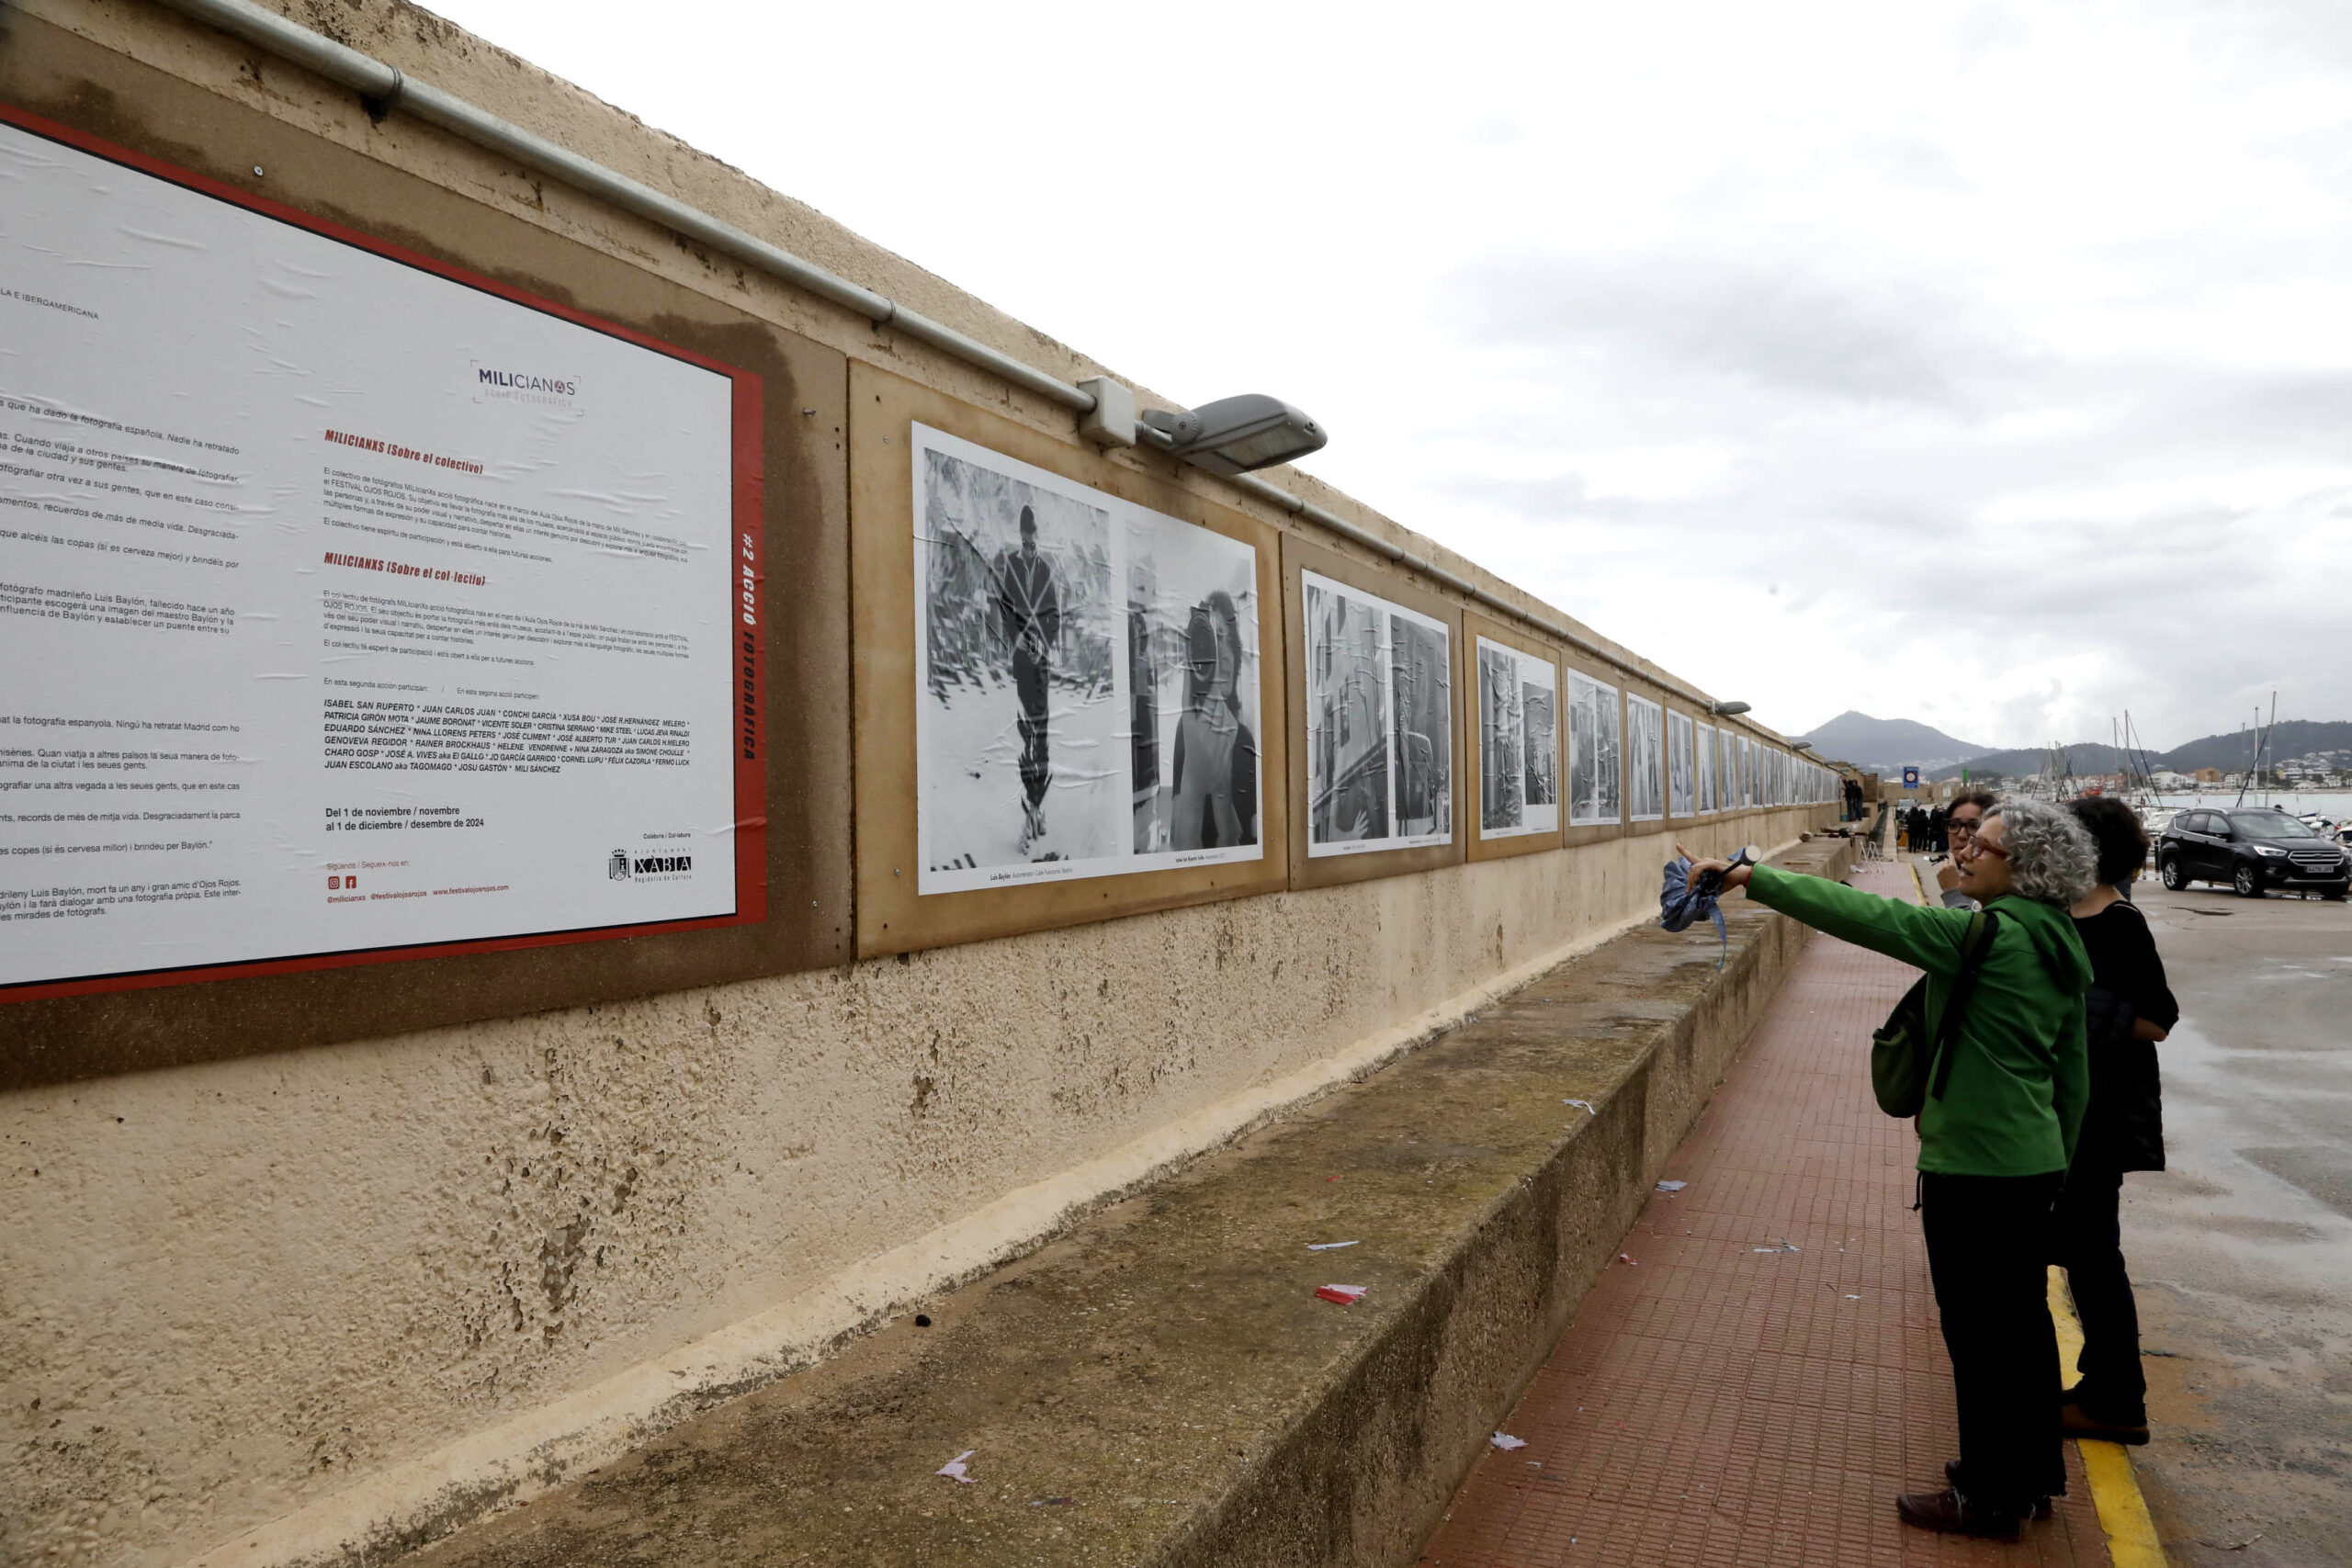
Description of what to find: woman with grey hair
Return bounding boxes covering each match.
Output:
[1680,797,2095,1540]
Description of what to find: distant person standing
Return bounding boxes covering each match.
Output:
[994,505,1060,852]
[1928,805,1950,853]
[2057,796,2177,1448]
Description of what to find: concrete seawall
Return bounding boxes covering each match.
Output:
[379,837,1860,1567]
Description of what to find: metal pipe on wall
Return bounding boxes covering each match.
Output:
[152,0,1756,731]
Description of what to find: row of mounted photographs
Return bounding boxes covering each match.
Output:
[910,423,1840,899]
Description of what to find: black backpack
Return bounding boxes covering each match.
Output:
[1871,909,1999,1117]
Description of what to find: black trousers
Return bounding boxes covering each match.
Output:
[1921,1171,2067,1508]
[2053,1167,2145,1422]
[1012,648,1049,809]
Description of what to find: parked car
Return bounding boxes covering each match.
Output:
[2157,807,2351,898]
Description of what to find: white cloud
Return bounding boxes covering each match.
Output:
[424,0,2352,749]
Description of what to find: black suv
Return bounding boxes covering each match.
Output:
[2157,807,2350,898]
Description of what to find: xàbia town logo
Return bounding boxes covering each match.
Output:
[609,847,693,883]
[470,359,582,414]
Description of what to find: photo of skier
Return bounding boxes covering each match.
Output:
[914,428,1120,891]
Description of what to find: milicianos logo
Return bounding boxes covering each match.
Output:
[471,361,581,410]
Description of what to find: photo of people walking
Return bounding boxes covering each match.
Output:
[1305,572,1453,855]
[1477,637,1558,838]
[1566,671,1623,827]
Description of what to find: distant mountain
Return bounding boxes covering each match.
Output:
[1929,744,2127,782]
[2157,720,2352,774]
[1796,711,1986,775]
[1927,720,2352,781]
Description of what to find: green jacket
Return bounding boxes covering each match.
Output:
[1744,863,2092,1177]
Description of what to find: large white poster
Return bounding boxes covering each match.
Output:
[1475,637,1557,840]
[1696,721,1717,814]
[1566,671,1621,827]
[0,118,752,994]
[912,424,1261,893]
[1627,694,1665,823]
[1303,570,1452,857]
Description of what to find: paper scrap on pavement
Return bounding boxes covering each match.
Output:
[1656,1180,1687,1191]
[1306,1241,1360,1251]
[937,1450,977,1483]
[1752,1240,1802,1254]
[1617,1253,1638,1266]
[1564,1100,1598,1116]
[1491,1432,1528,1450]
[1315,1284,1368,1306]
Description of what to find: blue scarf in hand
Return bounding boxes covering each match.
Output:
[1659,855,1731,970]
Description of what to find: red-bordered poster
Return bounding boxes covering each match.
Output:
[0,105,766,1003]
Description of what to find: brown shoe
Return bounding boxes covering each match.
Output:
[1897,1488,2021,1539]
[1944,1461,2052,1518]
[2061,1404,2150,1445]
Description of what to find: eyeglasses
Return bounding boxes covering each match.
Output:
[1949,817,1981,835]
[1956,835,2008,861]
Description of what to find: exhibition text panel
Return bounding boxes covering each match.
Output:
[0,114,754,991]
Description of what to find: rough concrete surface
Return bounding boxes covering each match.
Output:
[3,820,1827,1568]
[392,841,1857,1568]
[2106,880,2352,1568]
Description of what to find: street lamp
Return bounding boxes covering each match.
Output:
[1140,394,1328,476]
[1710,700,1751,716]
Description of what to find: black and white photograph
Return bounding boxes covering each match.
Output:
[1127,509,1263,862]
[1737,734,1754,808]
[1696,720,1716,814]
[1476,637,1558,840]
[1566,671,1622,828]
[1627,694,1665,823]
[1668,708,1695,819]
[913,425,1263,894]
[1304,570,1453,856]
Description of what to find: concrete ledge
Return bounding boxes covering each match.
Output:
[407,839,1858,1568]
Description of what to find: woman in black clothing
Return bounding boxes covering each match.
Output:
[2061,795,2179,1445]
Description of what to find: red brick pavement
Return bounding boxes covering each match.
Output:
[1419,862,2109,1568]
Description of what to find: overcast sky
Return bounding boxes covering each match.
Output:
[431,0,2352,751]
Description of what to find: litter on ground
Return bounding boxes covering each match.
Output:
[1564,1100,1598,1116]
[1752,1240,1802,1254]
[1315,1284,1368,1306]
[1617,1253,1638,1266]
[936,1450,977,1483]
[1656,1180,1687,1192]
[1306,1241,1360,1251]
[1491,1433,1528,1450]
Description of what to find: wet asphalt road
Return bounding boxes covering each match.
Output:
[2110,877,2351,1566]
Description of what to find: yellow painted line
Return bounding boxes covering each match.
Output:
[2048,1267,2169,1567]
[1909,860,1929,905]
